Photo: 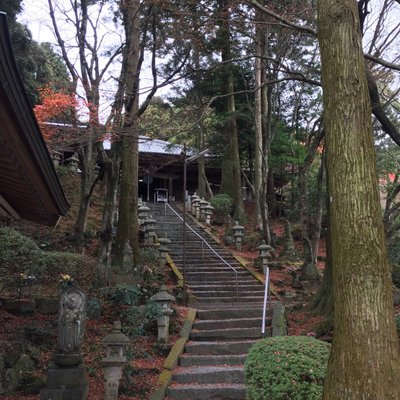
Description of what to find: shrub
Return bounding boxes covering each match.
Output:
[396,314,400,333]
[387,241,400,287]
[245,336,330,400]
[107,284,143,306]
[0,228,85,298]
[121,302,163,338]
[210,194,233,225]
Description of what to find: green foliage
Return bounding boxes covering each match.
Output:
[270,124,306,170]
[108,284,142,306]
[245,336,330,400]
[120,302,163,338]
[0,228,85,298]
[387,242,400,287]
[395,315,400,333]
[210,194,234,225]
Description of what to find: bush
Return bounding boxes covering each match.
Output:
[395,314,400,334]
[109,284,142,306]
[0,228,85,298]
[245,336,330,400]
[121,302,163,338]
[210,194,233,225]
[387,242,400,287]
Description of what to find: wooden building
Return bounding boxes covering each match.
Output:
[0,13,69,226]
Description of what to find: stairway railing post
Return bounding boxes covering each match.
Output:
[261,266,270,338]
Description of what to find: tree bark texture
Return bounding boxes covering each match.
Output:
[318,0,400,398]
[218,0,244,219]
[254,11,263,226]
[114,0,141,268]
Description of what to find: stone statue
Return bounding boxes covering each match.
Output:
[40,284,89,400]
[55,285,87,366]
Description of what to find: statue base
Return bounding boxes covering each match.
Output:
[40,365,88,400]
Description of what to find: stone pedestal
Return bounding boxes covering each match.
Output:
[40,365,88,400]
[104,366,122,400]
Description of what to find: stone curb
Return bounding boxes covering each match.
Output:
[149,307,197,400]
[166,253,183,287]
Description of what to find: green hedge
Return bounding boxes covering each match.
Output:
[245,336,330,400]
[0,228,85,297]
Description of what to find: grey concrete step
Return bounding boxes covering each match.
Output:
[186,271,249,278]
[185,340,257,355]
[179,354,247,367]
[196,296,263,303]
[194,317,264,330]
[166,383,246,400]
[190,327,262,341]
[196,307,264,319]
[188,278,257,285]
[173,366,244,384]
[189,283,263,291]
[193,290,264,298]
[184,267,243,273]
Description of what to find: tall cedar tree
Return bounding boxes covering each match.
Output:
[318,0,400,398]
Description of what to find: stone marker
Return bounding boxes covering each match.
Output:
[40,284,88,400]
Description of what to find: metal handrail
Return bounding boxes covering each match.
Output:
[164,201,239,301]
[261,266,270,337]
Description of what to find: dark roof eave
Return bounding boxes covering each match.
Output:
[0,13,69,224]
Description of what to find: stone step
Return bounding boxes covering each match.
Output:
[189,283,263,291]
[194,317,265,330]
[183,265,242,271]
[190,327,262,341]
[196,296,263,303]
[186,271,249,278]
[185,340,257,355]
[166,383,246,400]
[187,279,257,285]
[179,354,247,367]
[193,290,265,298]
[173,366,244,384]
[196,307,264,319]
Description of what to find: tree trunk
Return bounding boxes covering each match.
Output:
[309,152,325,263]
[114,0,141,268]
[254,11,263,226]
[318,0,400,398]
[218,0,244,220]
[74,139,95,245]
[97,145,120,284]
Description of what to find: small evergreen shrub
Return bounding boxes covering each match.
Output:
[108,284,142,306]
[245,336,330,400]
[395,314,400,333]
[120,302,163,338]
[210,194,234,225]
[0,228,85,298]
[387,241,400,287]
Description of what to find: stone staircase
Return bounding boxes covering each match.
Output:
[149,202,271,400]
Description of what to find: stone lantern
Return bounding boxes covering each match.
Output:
[157,237,171,265]
[149,285,175,343]
[199,198,208,222]
[233,221,244,251]
[102,321,130,400]
[51,151,62,167]
[192,196,201,219]
[259,240,274,273]
[69,153,79,173]
[138,203,150,225]
[204,204,214,226]
[143,216,157,245]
